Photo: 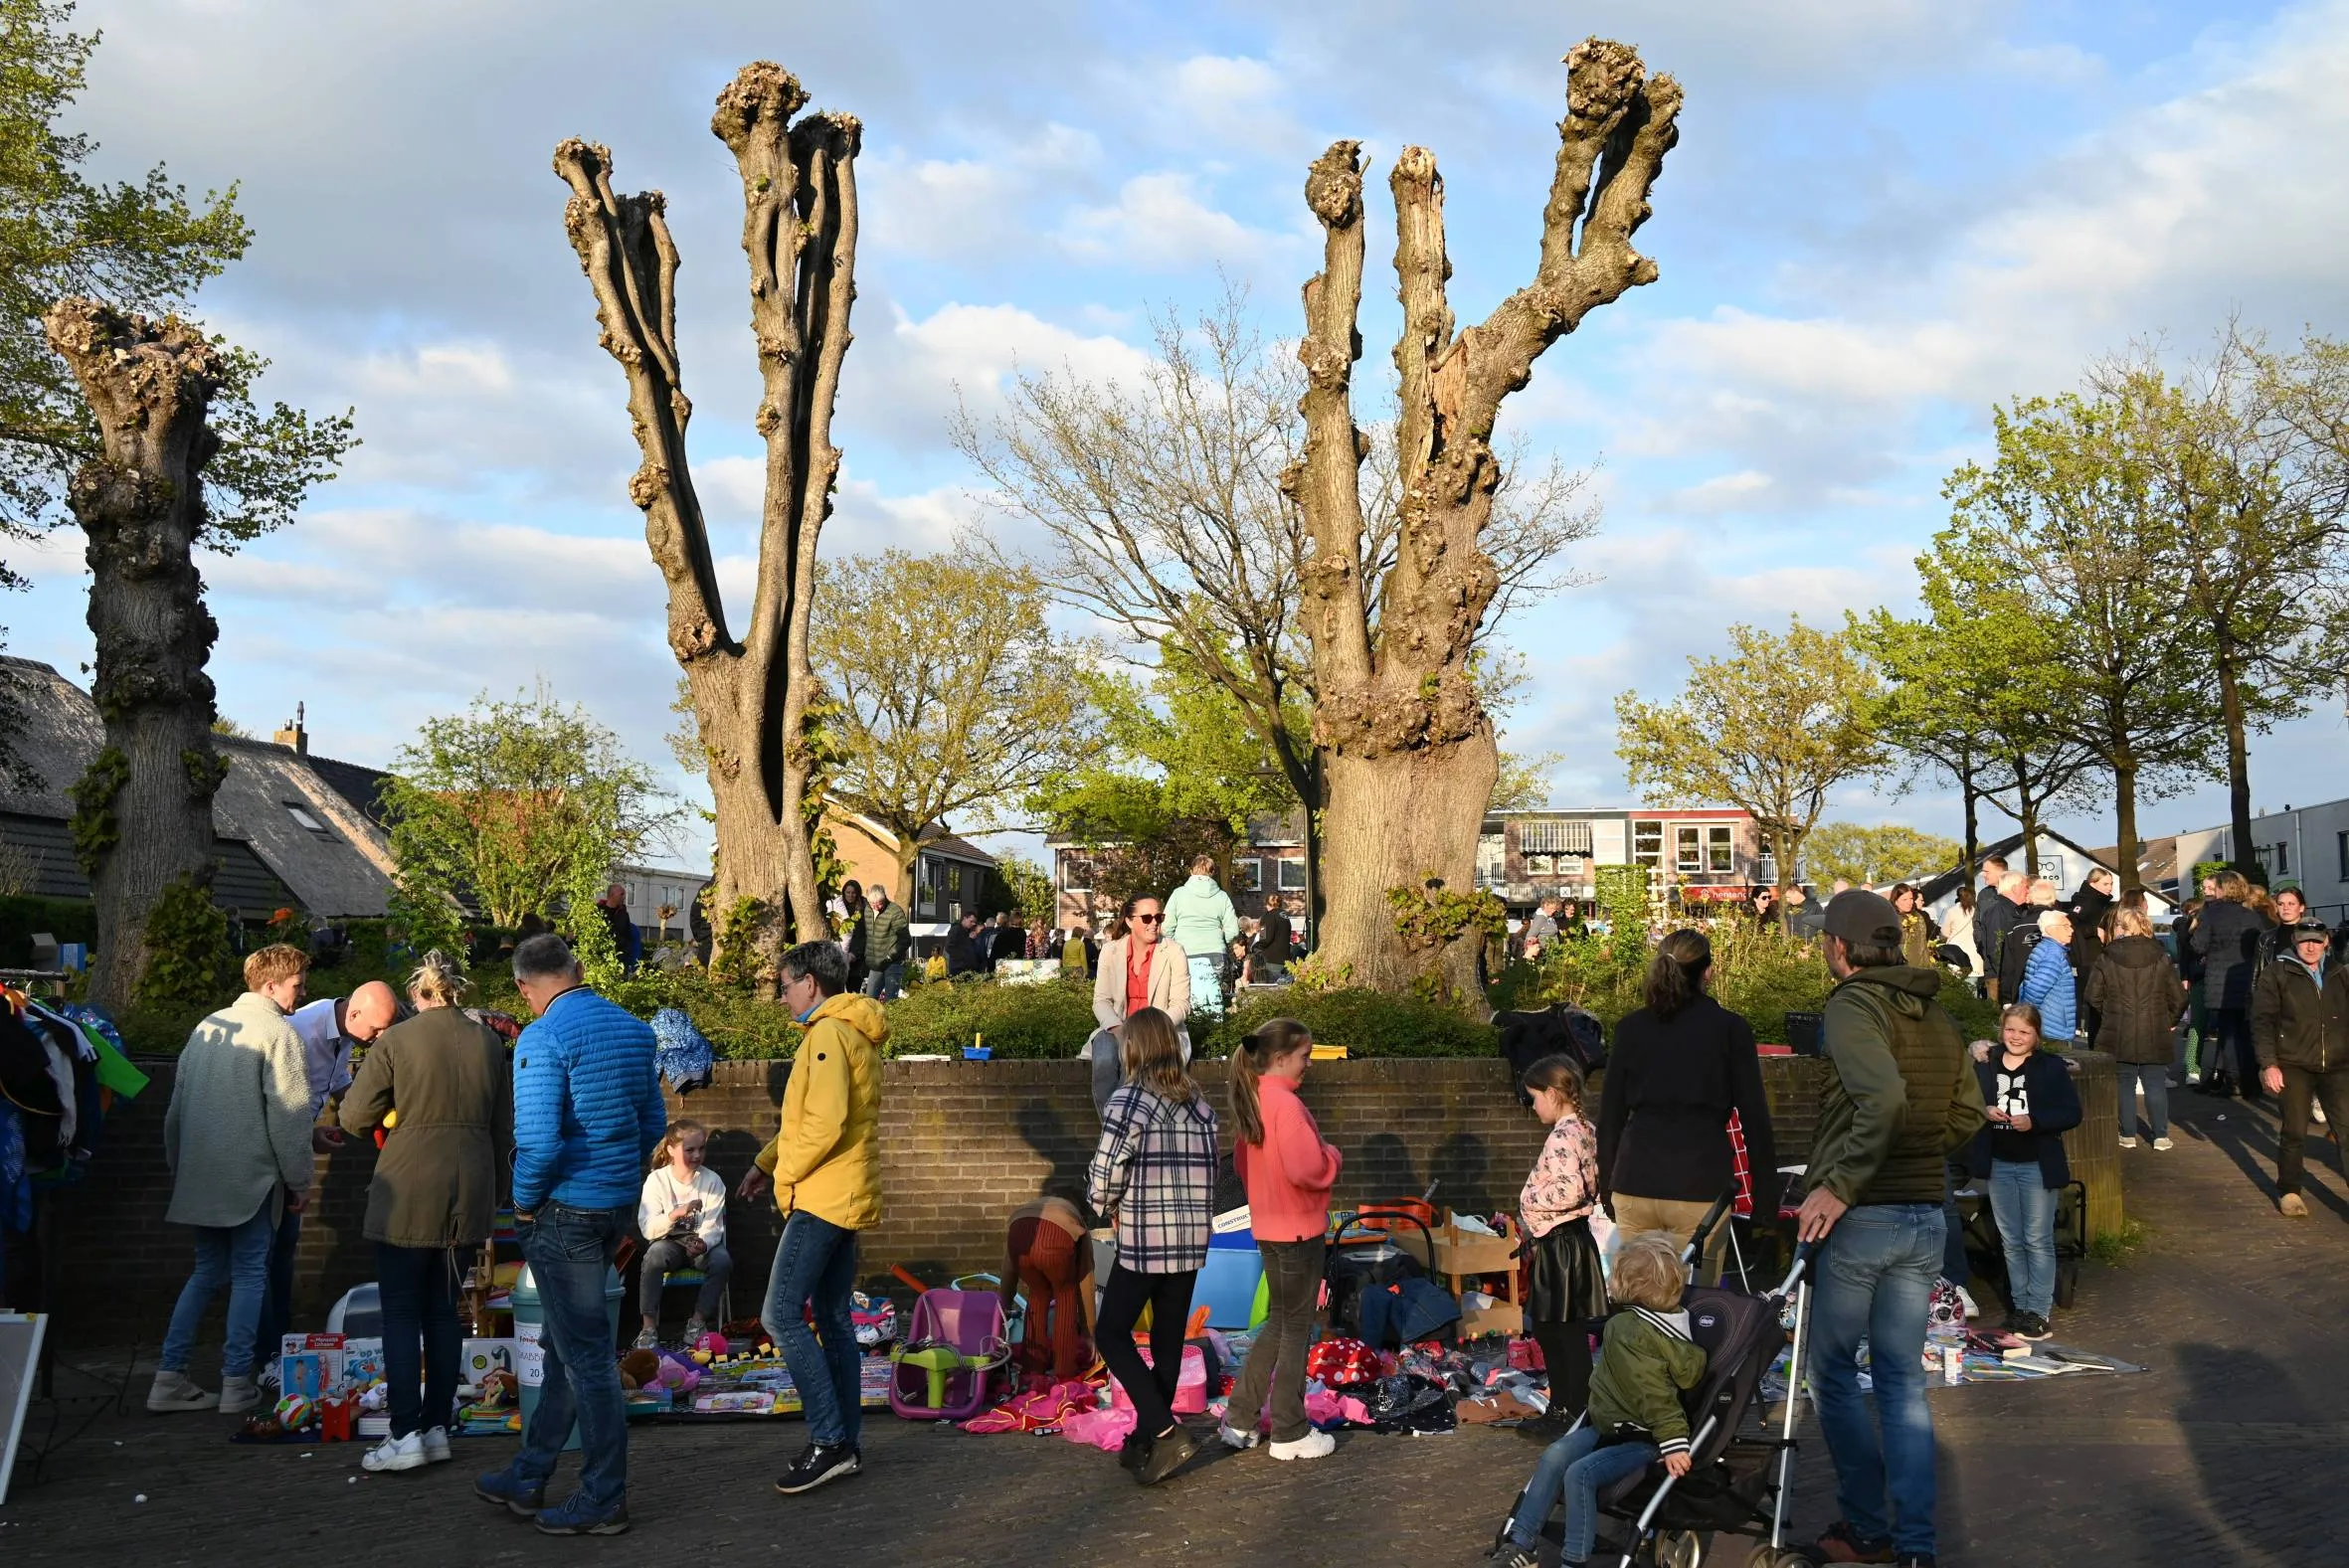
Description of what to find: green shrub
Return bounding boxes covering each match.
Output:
[873,974,1101,1059]
[1199,985,1491,1059]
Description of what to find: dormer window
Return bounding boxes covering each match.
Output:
[285,801,333,838]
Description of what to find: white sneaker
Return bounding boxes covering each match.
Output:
[421,1426,451,1464]
[1957,1287,1980,1319]
[219,1375,263,1416]
[145,1369,219,1414]
[2316,1103,2329,1126]
[1217,1424,1259,1451]
[361,1432,428,1473]
[1269,1429,1336,1461]
[2151,1136,2175,1151]
[2117,1135,2137,1149]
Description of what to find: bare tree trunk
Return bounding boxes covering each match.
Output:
[1288,41,1681,995]
[555,64,860,967]
[44,301,226,1014]
[2113,753,2142,895]
[2213,625,2258,879]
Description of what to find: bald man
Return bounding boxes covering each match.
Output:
[262,978,403,1365]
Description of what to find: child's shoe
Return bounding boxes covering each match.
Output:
[1269,1429,1335,1461]
[1487,1546,1538,1568]
[1217,1424,1258,1451]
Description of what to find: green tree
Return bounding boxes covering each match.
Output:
[382,686,677,932]
[1616,618,1886,912]
[1802,822,1963,888]
[813,547,1093,888]
[985,853,1059,931]
[1943,389,2222,892]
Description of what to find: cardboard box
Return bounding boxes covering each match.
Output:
[1392,1218,1520,1281]
[461,1338,517,1383]
[340,1337,386,1390]
[1458,1301,1523,1339]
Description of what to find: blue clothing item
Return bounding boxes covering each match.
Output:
[649,1008,715,1094]
[2115,1062,2169,1138]
[1940,1160,1970,1285]
[162,1199,275,1376]
[762,1211,863,1448]
[858,962,905,1001]
[512,1204,632,1510]
[1988,1159,2058,1317]
[510,988,664,1214]
[2018,939,2078,1041]
[1186,954,1225,1019]
[1509,1424,1659,1559]
[1811,1202,1942,1559]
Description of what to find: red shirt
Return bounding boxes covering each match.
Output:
[1126,942,1154,1018]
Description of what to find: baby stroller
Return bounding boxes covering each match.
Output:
[1494,1190,1818,1568]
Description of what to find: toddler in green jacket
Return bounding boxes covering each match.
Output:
[1490,1230,1710,1568]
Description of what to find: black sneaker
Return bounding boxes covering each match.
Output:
[1814,1520,1896,1563]
[1136,1424,1200,1485]
[1487,1546,1538,1568]
[774,1442,861,1495]
[2015,1313,2053,1342]
[1118,1431,1149,1472]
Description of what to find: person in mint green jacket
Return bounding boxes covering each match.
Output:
[1163,856,1240,1017]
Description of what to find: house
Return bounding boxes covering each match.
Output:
[1050,809,1308,932]
[823,804,997,932]
[0,660,398,920]
[1476,806,1768,914]
[611,862,710,943]
[2174,799,2349,925]
[1915,828,2178,932]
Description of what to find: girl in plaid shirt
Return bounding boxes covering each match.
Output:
[1088,1007,1219,1486]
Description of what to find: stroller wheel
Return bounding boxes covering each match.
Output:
[1745,1549,1814,1568]
[1657,1530,1708,1568]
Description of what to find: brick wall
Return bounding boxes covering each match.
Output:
[23,1050,2119,1348]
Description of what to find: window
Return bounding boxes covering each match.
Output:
[1062,855,1094,892]
[1232,857,1263,893]
[2277,840,2291,875]
[1633,821,1663,867]
[2338,830,2348,882]
[283,801,332,838]
[1707,824,1734,872]
[1277,858,1307,892]
[1525,852,1554,876]
[1676,825,1703,873]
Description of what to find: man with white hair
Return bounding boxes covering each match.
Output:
[1973,862,2025,1002]
[2017,909,2079,1043]
[1999,879,2061,1007]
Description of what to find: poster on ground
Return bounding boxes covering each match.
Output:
[0,1311,49,1505]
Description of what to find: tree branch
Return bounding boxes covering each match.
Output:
[1289,140,1374,690]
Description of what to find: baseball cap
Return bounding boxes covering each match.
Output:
[1823,888,1903,948]
[2289,920,2331,946]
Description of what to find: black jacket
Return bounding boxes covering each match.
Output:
[1252,909,1293,963]
[2190,900,2268,1010]
[1598,994,1778,1213]
[2069,885,2113,981]
[1974,893,2024,984]
[1970,1049,2082,1190]
[2251,954,2349,1073]
[2083,936,2187,1066]
[1999,922,2045,1005]
[944,926,981,975]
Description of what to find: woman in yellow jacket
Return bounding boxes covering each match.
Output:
[737,942,885,1498]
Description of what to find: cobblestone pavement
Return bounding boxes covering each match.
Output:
[5,1082,2343,1566]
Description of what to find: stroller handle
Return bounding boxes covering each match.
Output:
[1769,1239,1818,1300]
[1679,1184,1739,1267]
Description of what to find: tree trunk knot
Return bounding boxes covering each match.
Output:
[1304,141,1363,225]
[669,618,721,661]
[630,463,670,509]
[1564,37,1645,126]
[755,401,783,436]
[713,63,811,146]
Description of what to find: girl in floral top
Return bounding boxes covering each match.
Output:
[1520,1054,1608,1428]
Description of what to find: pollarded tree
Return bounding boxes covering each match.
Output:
[554,63,858,966]
[1286,38,1680,994]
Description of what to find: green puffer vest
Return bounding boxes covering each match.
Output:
[1815,966,1971,1207]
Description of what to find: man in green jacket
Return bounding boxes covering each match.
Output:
[1797,890,1985,1568]
[858,882,912,999]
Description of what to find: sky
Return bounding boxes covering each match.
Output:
[12,0,2349,871]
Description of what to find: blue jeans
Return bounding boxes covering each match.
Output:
[1509,1424,1659,1561]
[513,1204,631,1509]
[260,1204,302,1357]
[762,1211,862,1448]
[2115,1062,2168,1138]
[162,1200,277,1376]
[1811,1202,1941,1558]
[1987,1160,2057,1317]
[860,962,904,999]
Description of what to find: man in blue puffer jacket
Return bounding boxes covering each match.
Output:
[2017,910,2079,1045]
[476,935,664,1536]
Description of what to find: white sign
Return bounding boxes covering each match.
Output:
[1,1312,47,1506]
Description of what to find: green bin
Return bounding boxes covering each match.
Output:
[512,1263,627,1452]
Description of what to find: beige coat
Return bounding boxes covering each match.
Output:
[1092,934,1191,1029]
[340,1007,512,1249]
[164,992,315,1229]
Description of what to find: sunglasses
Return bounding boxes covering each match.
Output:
[1133,913,1163,924]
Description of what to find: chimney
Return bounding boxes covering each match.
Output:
[274,701,308,756]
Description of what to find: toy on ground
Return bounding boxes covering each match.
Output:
[695,1330,729,1358]
[273,1394,316,1431]
[887,1288,1009,1422]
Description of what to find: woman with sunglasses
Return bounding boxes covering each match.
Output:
[1088,895,1192,1115]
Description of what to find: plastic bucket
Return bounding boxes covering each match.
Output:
[1195,1236,1267,1330]
[512,1262,627,1452]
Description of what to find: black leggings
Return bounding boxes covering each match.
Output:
[1534,1318,1595,1421]
[1094,1264,1195,1438]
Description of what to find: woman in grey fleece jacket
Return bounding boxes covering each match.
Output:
[152,949,317,1415]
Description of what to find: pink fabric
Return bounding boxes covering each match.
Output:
[1107,1344,1207,1415]
[1061,1404,1139,1451]
[1234,1077,1343,1242]
[958,1380,1095,1435]
[1303,1389,1372,1427]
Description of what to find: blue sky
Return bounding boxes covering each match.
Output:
[14,0,2349,869]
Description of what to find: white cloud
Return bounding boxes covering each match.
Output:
[1057,173,1297,269]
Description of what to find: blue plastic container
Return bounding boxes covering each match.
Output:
[1195,1231,1267,1330]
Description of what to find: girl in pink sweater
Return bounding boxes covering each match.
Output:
[1520,1053,1607,1431]
[1221,1018,1343,1461]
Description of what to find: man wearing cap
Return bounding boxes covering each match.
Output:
[2252,919,2349,1218]
[1796,890,1985,1568]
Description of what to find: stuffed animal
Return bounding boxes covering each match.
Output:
[653,1351,701,1394]
[695,1330,729,1359]
[619,1348,662,1390]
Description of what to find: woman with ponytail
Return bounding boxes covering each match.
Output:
[1219,1019,1342,1463]
[1596,929,1778,1285]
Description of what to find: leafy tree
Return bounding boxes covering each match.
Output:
[1616,618,1886,911]
[2088,330,2349,877]
[1802,822,1963,888]
[813,547,1093,888]
[1492,750,1559,812]
[1943,389,2222,891]
[984,853,1059,932]
[382,686,677,932]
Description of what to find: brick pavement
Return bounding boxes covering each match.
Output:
[4,1081,2342,1566]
